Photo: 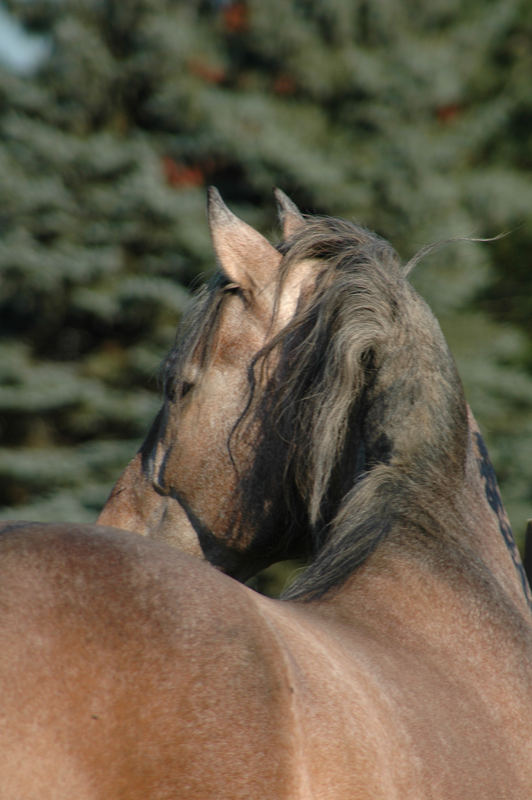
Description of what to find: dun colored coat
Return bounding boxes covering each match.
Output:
[1,190,530,798]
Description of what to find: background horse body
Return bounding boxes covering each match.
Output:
[1,191,531,797]
[0,520,529,799]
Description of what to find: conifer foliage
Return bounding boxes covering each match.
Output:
[1,0,531,549]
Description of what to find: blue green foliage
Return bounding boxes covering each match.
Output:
[0,0,531,549]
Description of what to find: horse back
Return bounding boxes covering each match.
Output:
[0,523,299,800]
[257,579,532,799]
[1,522,530,799]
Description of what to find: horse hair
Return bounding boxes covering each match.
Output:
[164,216,470,601]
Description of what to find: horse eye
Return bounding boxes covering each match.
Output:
[181,381,194,398]
[165,380,193,403]
[223,282,241,294]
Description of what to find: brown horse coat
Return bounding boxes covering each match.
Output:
[0,519,530,799]
[1,191,531,798]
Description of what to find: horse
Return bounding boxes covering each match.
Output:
[1,190,531,798]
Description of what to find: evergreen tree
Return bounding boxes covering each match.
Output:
[1,0,531,557]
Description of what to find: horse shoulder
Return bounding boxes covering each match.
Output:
[0,523,303,800]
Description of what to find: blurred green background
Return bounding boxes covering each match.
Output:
[0,0,531,572]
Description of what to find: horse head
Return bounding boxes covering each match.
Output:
[99,190,531,610]
[99,188,312,579]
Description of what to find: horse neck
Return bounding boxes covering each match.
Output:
[311,524,532,681]
[327,321,532,619]
[311,404,532,655]
[371,300,530,602]
[334,404,532,625]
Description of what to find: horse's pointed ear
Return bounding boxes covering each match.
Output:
[207,187,281,291]
[274,188,306,239]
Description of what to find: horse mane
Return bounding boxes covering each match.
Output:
[163,216,470,601]
[241,217,469,600]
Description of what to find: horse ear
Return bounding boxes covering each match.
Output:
[274,188,306,239]
[207,187,282,291]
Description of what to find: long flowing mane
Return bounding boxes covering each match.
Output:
[243,217,472,600]
[163,215,515,603]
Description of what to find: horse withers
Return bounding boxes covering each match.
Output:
[1,191,531,798]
